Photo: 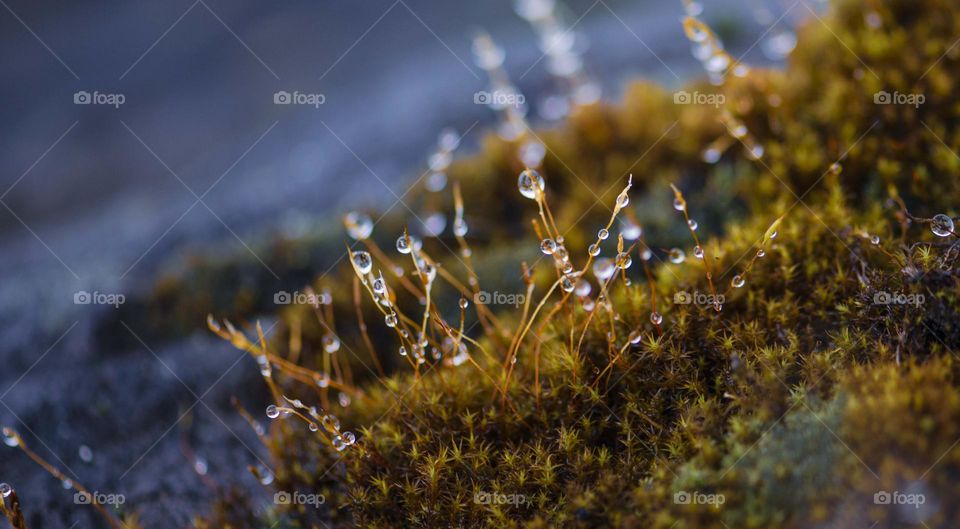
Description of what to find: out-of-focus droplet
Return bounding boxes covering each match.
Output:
[426,172,447,192]
[422,213,446,237]
[344,212,373,240]
[593,258,615,281]
[574,279,591,297]
[669,248,686,264]
[762,29,797,60]
[322,334,341,353]
[621,220,642,240]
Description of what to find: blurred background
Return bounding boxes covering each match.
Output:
[0,0,806,526]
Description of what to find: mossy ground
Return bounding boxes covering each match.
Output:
[43,0,960,528]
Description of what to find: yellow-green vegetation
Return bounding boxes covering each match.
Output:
[191,0,960,528]
[12,0,959,528]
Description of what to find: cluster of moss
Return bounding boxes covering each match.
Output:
[143,0,960,527]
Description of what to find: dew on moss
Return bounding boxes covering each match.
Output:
[932,214,955,237]
[541,238,557,255]
[650,312,663,325]
[385,312,398,327]
[731,275,745,288]
[396,235,413,254]
[265,405,280,419]
[352,251,373,275]
[518,169,545,200]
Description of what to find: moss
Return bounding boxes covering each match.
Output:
[160,0,960,527]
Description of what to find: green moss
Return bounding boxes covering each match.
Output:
[190,0,960,527]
